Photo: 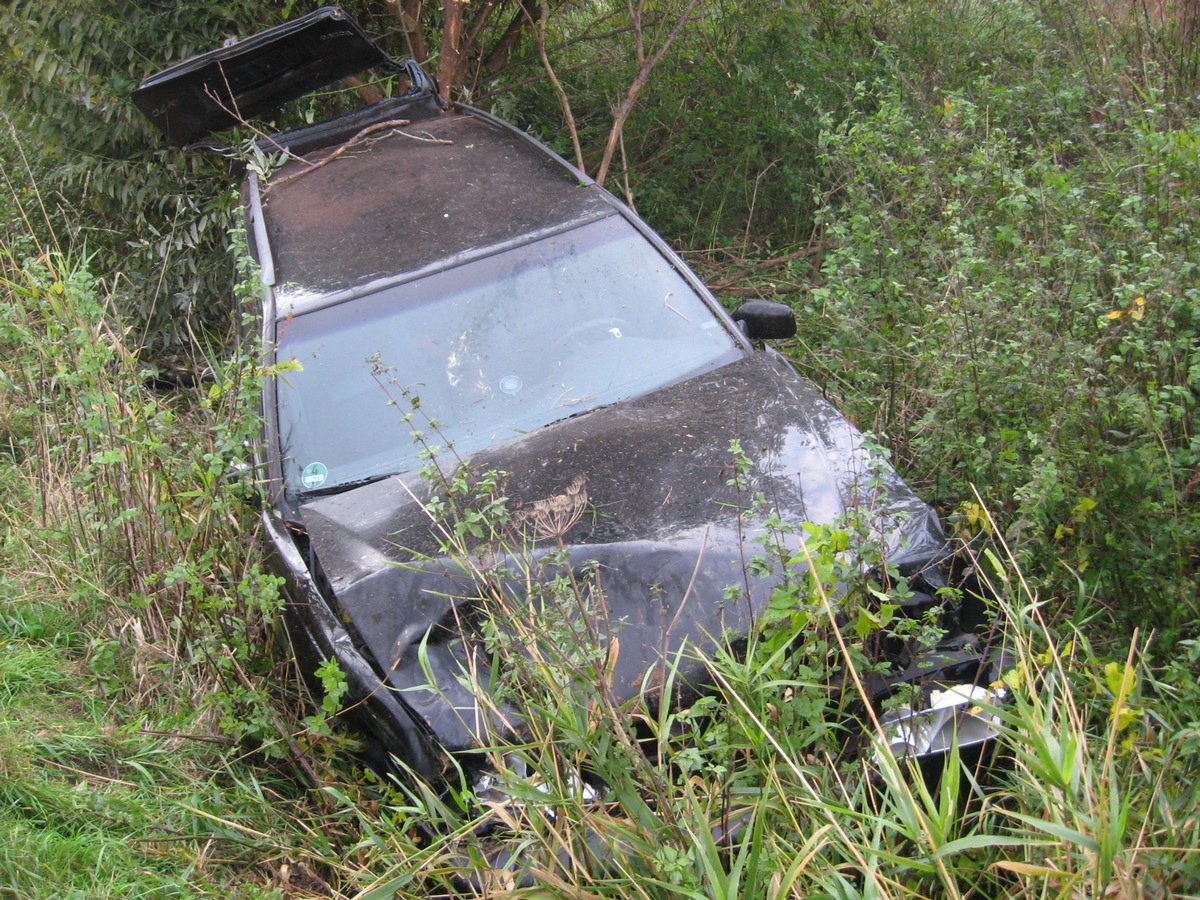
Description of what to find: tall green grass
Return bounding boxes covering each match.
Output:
[324,468,1200,897]
[8,240,1192,897]
[2,1,1198,895]
[0,239,373,896]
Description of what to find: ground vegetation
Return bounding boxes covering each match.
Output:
[1,0,1198,895]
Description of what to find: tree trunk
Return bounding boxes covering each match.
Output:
[381,0,429,63]
[484,0,540,75]
[436,0,467,100]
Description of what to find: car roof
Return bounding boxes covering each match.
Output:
[255,109,615,315]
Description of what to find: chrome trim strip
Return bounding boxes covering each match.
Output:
[247,170,276,286]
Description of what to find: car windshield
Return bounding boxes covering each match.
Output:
[274,215,741,496]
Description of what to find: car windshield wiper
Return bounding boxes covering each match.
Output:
[298,472,396,498]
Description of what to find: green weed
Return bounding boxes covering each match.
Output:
[1,1,1198,895]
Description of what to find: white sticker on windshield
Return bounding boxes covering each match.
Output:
[301,462,329,489]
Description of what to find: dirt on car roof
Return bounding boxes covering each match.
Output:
[261,112,610,306]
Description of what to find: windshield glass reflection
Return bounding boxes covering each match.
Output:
[275,215,740,495]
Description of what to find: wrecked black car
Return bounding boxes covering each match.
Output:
[134,7,1000,788]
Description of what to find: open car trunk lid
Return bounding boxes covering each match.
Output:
[131,6,422,145]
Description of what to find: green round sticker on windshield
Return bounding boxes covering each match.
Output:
[300,462,328,489]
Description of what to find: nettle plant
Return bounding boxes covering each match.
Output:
[716,438,960,758]
[805,73,1200,636]
[0,222,309,763]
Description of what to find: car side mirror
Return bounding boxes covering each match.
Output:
[731,300,797,342]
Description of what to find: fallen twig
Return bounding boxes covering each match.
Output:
[264,119,453,192]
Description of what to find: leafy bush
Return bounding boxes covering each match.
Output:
[800,27,1198,635]
[0,2,292,350]
[0,226,392,892]
[0,226,296,752]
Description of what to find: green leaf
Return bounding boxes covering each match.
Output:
[1005,811,1101,852]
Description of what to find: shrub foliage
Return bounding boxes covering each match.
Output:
[1,0,1199,895]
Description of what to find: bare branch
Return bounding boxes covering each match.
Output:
[463,0,500,59]
[526,0,586,172]
[483,0,540,74]
[595,0,700,186]
[342,75,383,106]
[381,0,429,64]
[474,56,610,103]
[263,120,455,192]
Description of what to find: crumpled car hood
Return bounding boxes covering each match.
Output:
[297,353,947,754]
